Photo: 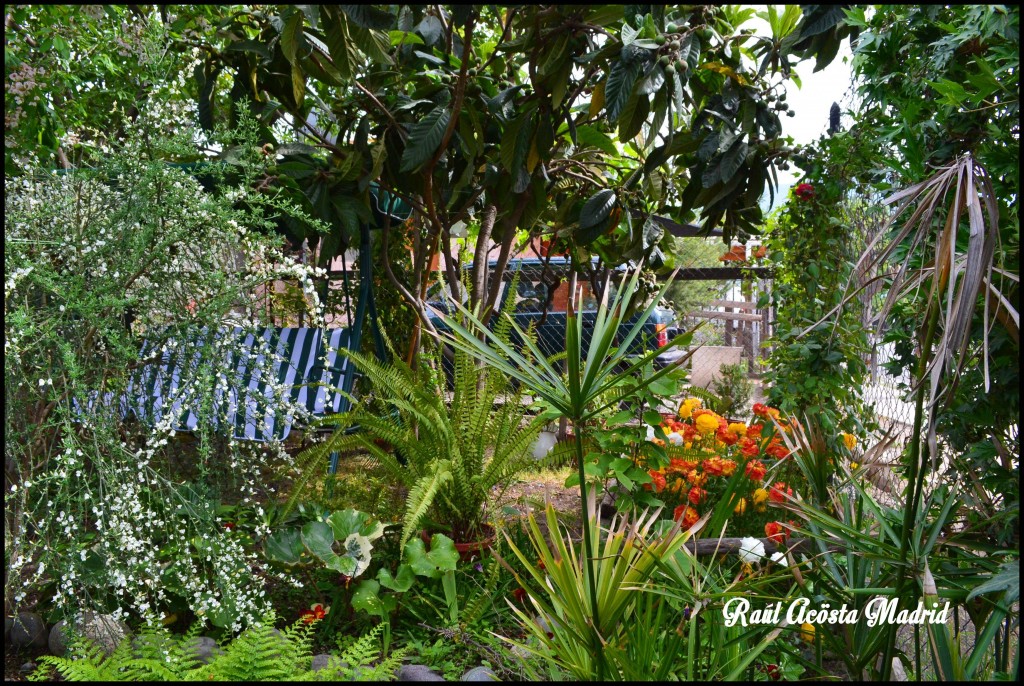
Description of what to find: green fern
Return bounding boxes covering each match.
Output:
[31,612,402,682]
[287,283,546,550]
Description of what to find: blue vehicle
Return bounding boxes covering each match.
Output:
[426,257,679,366]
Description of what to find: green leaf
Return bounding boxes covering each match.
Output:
[328,509,383,541]
[966,561,1019,604]
[400,106,450,172]
[579,189,617,229]
[264,529,303,565]
[605,59,642,121]
[389,30,424,46]
[404,534,459,579]
[607,409,634,426]
[377,563,416,592]
[300,521,336,561]
[575,125,618,155]
[351,580,388,616]
[720,139,748,181]
[280,11,304,65]
[340,5,394,30]
[927,79,970,106]
[643,410,663,426]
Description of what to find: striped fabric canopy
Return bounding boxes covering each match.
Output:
[79,327,353,442]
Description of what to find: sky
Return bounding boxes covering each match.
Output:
[753,20,858,210]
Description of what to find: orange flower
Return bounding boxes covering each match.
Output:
[752,403,771,418]
[688,487,706,505]
[686,469,707,487]
[647,470,667,493]
[768,482,793,503]
[746,424,764,439]
[740,438,759,458]
[765,521,787,543]
[668,458,698,473]
[765,442,790,460]
[745,459,767,482]
[674,505,700,529]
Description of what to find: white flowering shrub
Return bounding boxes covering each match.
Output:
[4,118,327,632]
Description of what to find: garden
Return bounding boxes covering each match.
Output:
[4,4,1019,682]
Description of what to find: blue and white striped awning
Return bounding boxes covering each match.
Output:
[76,327,352,442]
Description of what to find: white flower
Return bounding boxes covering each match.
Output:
[668,432,684,446]
[770,552,789,567]
[738,537,766,564]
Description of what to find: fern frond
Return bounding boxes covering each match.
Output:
[401,466,452,550]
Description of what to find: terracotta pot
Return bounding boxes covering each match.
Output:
[420,523,497,562]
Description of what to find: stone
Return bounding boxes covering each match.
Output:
[5,615,13,640]
[462,665,498,681]
[311,654,333,672]
[10,611,47,651]
[48,612,129,657]
[20,661,38,676]
[397,663,446,681]
[184,636,224,665]
[533,613,563,637]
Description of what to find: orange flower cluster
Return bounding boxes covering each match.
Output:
[643,399,801,535]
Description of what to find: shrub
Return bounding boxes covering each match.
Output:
[4,112,324,630]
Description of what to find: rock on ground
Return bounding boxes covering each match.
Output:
[397,663,446,681]
[10,612,47,652]
[462,665,499,681]
[183,636,224,665]
[48,612,129,657]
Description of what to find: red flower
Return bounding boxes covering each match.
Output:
[512,588,528,604]
[688,487,707,505]
[794,183,815,200]
[752,403,771,418]
[739,438,759,458]
[768,482,793,503]
[765,521,788,544]
[746,424,764,439]
[300,603,329,624]
[765,443,790,460]
[717,427,739,446]
[745,459,767,482]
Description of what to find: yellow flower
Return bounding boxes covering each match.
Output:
[850,462,859,471]
[727,422,747,437]
[695,413,720,435]
[751,488,769,505]
[733,497,747,515]
[841,432,857,450]
[740,562,754,578]
[800,622,815,643]
[678,397,701,420]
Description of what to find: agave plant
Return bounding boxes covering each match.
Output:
[432,261,695,679]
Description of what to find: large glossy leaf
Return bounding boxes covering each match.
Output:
[280,11,304,65]
[400,106,450,172]
[301,521,336,561]
[579,189,617,229]
[351,579,387,616]
[605,59,643,121]
[264,528,303,565]
[404,534,458,579]
[340,5,394,30]
[377,563,416,592]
